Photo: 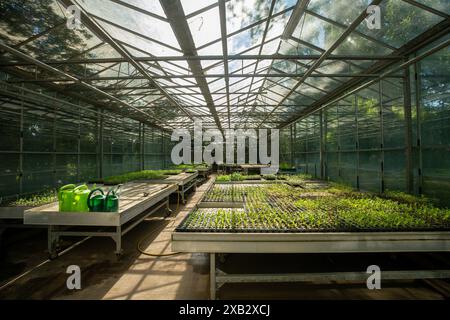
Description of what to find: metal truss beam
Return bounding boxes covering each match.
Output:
[160,0,222,132]
[281,0,310,40]
[0,54,402,67]
[280,17,450,128]
[244,0,276,107]
[5,73,399,83]
[401,0,449,18]
[219,0,230,128]
[0,42,171,129]
[257,0,384,128]
[61,0,193,122]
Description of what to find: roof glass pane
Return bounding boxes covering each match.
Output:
[181,0,217,16]
[228,24,265,54]
[278,38,323,55]
[79,1,180,49]
[355,0,445,48]
[332,31,393,55]
[187,6,221,48]
[98,21,182,57]
[414,0,450,15]
[226,0,271,34]
[308,0,371,24]
[121,0,166,18]
[293,12,344,51]
[0,0,66,45]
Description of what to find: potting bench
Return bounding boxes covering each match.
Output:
[0,206,34,227]
[148,172,198,204]
[172,230,450,299]
[196,167,212,183]
[239,164,271,175]
[24,182,177,258]
[168,172,198,204]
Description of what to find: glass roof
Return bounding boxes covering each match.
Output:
[0,0,448,130]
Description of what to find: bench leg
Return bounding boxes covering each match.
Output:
[48,226,58,259]
[114,226,123,257]
[181,188,186,204]
[210,253,216,300]
[0,227,4,252]
[165,198,172,216]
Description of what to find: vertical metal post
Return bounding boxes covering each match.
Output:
[77,101,81,182]
[52,98,57,188]
[121,118,125,174]
[292,123,298,169]
[337,103,341,178]
[99,108,104,178]
[414,60,423,194]
[355,95,360,190]
[404,59,414,194]
[210,253,216,300]
[305,120,309,174]
[19,85,24,195]
[141,123,145,171]
[379,80,385,193]
[323,109,328,179]
[162,130,166,169]
[289,124,294,167]
[319,110,324,179]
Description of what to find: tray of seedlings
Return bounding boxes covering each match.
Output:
[293,190,450,232]
[178,180,450,233]
[199,184,247,208]
[176,208,249,232]
[244,186,351,233]
[0,189,58,223]
[202,184,244,202]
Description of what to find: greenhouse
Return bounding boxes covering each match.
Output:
[0,0,449,302]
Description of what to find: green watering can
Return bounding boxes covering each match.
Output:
[87,185,121,212]
[105,186,121,212]
[71,185,91,212]
[87,188,106,212]
[58,184,76,212]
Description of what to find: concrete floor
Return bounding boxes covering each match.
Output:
[0,177,449,300]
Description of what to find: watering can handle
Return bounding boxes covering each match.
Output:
[87,188,104,211]
[58,184,76,201]
[107,184,122,198]
[74,184,88,192]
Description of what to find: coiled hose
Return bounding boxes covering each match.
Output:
[137,189,182,257]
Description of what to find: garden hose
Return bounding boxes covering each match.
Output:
[137,189,182,257]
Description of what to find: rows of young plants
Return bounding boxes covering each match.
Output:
[203,185,243,202]
[171,164,209,170]
[215,172,315,183]
[215,172,262,182]
[102,169,184,185]
[203,184,269,202]
[0,189,58,207]
[178,208,249,231]
[178,182,450,232]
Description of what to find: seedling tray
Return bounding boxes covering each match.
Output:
[176,207,450,233]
